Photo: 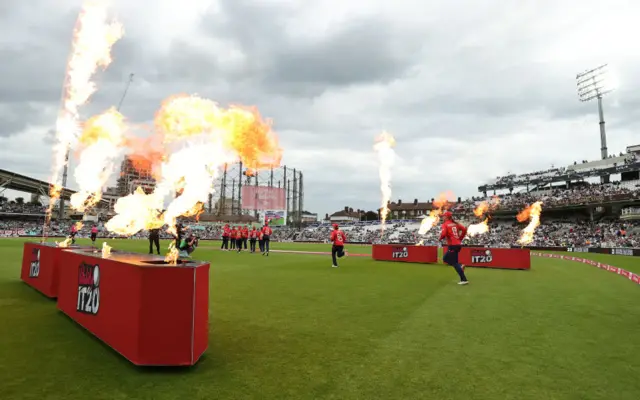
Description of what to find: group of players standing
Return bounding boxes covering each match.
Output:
[221,224,273,255]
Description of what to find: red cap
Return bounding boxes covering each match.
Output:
[332,223,339,229]
[443,211,453,219]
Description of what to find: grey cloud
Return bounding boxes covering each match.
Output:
[261,18,422,89]
[2,0,640,216]
[200,0,423,98]
[0,103,56,138]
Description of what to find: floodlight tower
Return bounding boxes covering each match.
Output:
[576,64,615,161]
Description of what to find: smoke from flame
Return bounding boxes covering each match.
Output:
[517,201,543,245]
[47,1,124,222]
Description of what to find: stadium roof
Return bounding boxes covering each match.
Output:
[478,159,640,192]
[0,169,77,200]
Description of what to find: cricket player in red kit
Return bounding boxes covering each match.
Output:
[440,211,469,284]
[221,224,230,250]
[330,224,348,268]
[261,224,272,256]
[249,227,258,253]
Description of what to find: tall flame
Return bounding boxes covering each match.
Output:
[101,242,112,258]
[105,95,282,236]
[417,192,453,235]
[165,242,180,265]
[466,218,489,237]
[70,108,126,211]
[57,238,72,248]
[418,209,441,235]
[373,131,396,231]
[105,187,164,235]
[517,201,543,245]
[46,1,124,224]
[473,196,500,218]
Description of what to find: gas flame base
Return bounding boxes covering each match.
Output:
[54,249,210,366]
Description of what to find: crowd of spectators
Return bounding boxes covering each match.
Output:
[464,181,640,211]
[1,182,639,248]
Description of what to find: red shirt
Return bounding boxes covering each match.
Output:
[250,229,257,238]
[262,226,272,236]
[258,231,264,240]
[223,226,230,237]
[235,230,243,239]
[242,228,249,238]
[330,230,347,246]
[91,227,98,233]
[439,220,467,245]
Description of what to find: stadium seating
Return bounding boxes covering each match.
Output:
[1,182,638,247]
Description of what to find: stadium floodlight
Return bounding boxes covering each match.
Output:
[576,64,617,160]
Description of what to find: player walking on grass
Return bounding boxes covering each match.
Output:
[439,211,469,285]
[330,224,348,268]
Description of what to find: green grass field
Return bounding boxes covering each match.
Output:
[1,238,639,400]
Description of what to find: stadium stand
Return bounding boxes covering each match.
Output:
[1,180,638,248]
[1,147,639,248]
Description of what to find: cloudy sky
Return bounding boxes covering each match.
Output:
[1,0,640,216]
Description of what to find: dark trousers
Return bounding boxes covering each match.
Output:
[443,245,467,282]
[258,239,264,253]
[236,239,243,251]
[221,236,229,249]
[332,245,345,266]
[263,236,270,253]
[243,238,248,249]
[149,235,160,254]
[70,233,76,244]
[231,238,235,249]
[250,239,256,252]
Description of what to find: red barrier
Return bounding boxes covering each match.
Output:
[443,246,530,270]
[57,249,209,366]
[372,244,438,263]
[20,242,93,298]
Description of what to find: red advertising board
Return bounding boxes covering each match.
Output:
[443,246,530,270]
[57,249,209,366]
[372,244,438,263]
[241,186,285,210]
[20,242,93,298]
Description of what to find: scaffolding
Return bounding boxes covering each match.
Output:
[209,163,304,227]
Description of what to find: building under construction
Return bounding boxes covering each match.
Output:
[115,156,156,196]
[207,163,304,227]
